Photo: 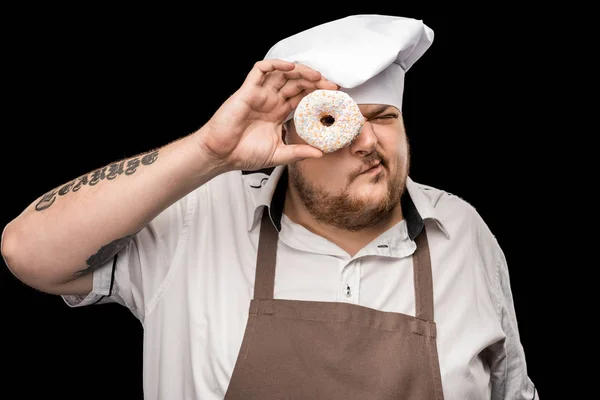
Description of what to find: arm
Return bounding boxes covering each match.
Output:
[488,241,539,400]
[1,60,337,296]
[1,136,216,296]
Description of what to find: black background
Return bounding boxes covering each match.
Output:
[1,9,556,400]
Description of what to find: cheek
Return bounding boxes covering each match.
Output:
[382,136,407,167]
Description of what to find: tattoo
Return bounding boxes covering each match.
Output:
[34,189,58,211]
[74,233,136,277]
[35,150,159,211]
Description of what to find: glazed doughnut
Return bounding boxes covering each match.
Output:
[293,90,365,153]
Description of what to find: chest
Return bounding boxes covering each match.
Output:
[144,222,503,398]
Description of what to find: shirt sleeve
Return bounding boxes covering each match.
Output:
[61,186,200,321]
[484,228,539,400]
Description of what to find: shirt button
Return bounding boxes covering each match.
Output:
[345,284,352,298]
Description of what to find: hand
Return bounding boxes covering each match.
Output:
[198,59,338,171]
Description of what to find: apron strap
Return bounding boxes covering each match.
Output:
[413,227,434,321]
[254,208,278,299]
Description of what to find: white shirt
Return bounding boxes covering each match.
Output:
[63,165,538,400]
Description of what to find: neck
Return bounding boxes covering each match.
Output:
[282,187,404,257]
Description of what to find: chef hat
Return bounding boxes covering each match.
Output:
[263,14,434,121]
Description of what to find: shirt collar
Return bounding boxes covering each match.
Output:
[244,165,450,240]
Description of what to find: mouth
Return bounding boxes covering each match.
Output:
[360,160,383,175]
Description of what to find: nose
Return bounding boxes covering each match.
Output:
[349,120,378,157]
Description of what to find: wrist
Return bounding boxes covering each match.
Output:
[191,125,234,176]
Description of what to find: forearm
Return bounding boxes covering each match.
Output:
[1,129,224,291]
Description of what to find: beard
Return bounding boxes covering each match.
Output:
[288,151,408,232]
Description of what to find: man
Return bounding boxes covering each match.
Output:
[1,15,538,399]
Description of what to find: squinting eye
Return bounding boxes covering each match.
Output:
[374,114,398,120]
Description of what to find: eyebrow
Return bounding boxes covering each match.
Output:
[362,105,393,118]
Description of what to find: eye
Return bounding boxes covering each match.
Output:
[369,113,398,122]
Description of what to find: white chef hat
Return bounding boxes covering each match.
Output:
[263,14,434,121]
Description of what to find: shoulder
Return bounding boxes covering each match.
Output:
[198,169,271,195]
[182,169,273,230]
[185,169,248,203]
[408,179,497,245]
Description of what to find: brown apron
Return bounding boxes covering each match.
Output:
[225,210,445,399]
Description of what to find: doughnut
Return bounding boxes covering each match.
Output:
[293,90,365,153]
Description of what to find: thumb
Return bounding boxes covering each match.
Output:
[273,144,324,165]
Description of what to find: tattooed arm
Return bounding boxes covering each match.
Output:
[1,134,225,296]
[1,60,334,297]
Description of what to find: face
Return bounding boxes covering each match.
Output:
[285,104,410,231]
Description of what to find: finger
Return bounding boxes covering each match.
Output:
[282,65,323,82]
[284,79,340,112]
[273,144,324,165]
[316,78,339,90]
[286,91,308,110]
[279,79,315,99]
[244,59,296,86]
[279,76,339,99]
[261,70,288,90]
[263,63,326,90]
